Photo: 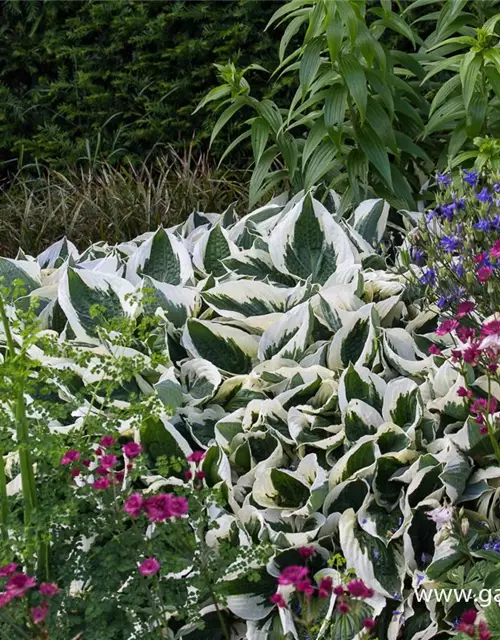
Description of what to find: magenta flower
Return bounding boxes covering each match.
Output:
[296,578,314,596]
[99,436,116,448]
[435,319,459,336]
[92,477,111,490]
[169,496,189,517]
[481,320,500,336]
[338,602,350,614]
[318,577,333,598]
[143,494,188,521]
[124,493,143,518]
[428,344,441,355]
[123,442,142,459]
[0,563,17,578]
[187,451,205,464]
[346,579,371,598]
[278,566,309,586]
[30,605,49,625]
[6,573,36,597]
[297,546,314,559]
[461,609,477,625]
[60,449,80,465]
[139,557,160,576]
[363,618,377,629]
[99,454,118,470]
[0,592,13,607]
[333,585,345,596]
[270,592,287,608]
[39,583,59,596]
[457,301,476,318]
[184,470,193,480]
[478,265,493,283]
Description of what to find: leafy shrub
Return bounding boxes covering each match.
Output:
[1,183,500,637]
[0,0,282,172]
[204,0,500,208]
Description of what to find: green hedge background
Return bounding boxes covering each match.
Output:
[0,0,283,172]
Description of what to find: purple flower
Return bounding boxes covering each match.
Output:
[437,172,452,187]
[440,203,456,220]
[454,196,465,209]
[473,219,491,231]
[452,262,465,278]
[463,169,479,186]
[420,268,436,286]
[492,215,500,230]
[493,182,500,193]
[477,187,492,203]
[411,247,425,266]
[437,296,451,310]
[425,209,437,224]
[440,235,461,252]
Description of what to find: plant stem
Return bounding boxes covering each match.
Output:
[0,453,8,542]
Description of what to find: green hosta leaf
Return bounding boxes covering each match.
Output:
[338,364,386,413]
[382,378,423,435]
[258,303,314,362]
[268,194,357,284]
[38,237,79,269]
[327,304,379,369]
[344,399,383,443]
[323,478,370,516]
[383,328,434,378]
[127,227,193,285]
[141,276,199,328]
[183,319,258,374]
[180,358,222,405]
[350,198,390,247]
[339,508,405,598]
[58,267,136,342]
[329,438,377,486]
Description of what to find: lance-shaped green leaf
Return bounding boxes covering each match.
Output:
[58,267,136,342]
[350,198,390,247]
[126,227,193,286]
[327,304,379,369]
[192,222,238,277]
[339,508,406,598]
[202,280,289,319]
[182,319,258,374]
[141,276,199,329]
[268,194,357,284]
[338,364,386,413]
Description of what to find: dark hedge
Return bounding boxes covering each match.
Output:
[0,0,283,173]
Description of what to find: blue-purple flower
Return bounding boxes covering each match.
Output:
[477,187,492,203]
[420,268,436,286]
[411,247,425,265]
[440,203,455,220]
[473,219,491,231]
[463,169,479,186]
[437,172,452,188]
[440,235,461,253]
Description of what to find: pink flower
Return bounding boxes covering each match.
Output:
[457,301,476,318]
[143,494,188,521]
[124,493,143,518]
[30,605,49,625]
[479,620,492,640]
[187,451,205,464]
[0,563,17,578]
[457,621,476,636]
[436,319,459,336]
[296,578,314,596]
[184,470,193,480]
[333,585,345,596]
[363,618,377,629]
[318,577,333,598]
[278,566,309,586]
[99,436,116,448]
[463,342,482,365]
[82,459,91,468]
[123,442,142,459]
[6,573,36,597]
[70,468,80,479]
[95,466,109,477]
[338,602,350,614]
[92,477,111,490]
[461,609,477,625]
[138,558,160,576]
[99,454,118,470]
[0,592,13,607]
[297,546,314,559]
[457,387,473,399]
[478,265,493,283]
[428,344,441,355]
[427,505,453,526]
[491,240,500,259]
[347,579,371,598]
[457,325,475,342]
[60,449,80,465]
[196,470,206,480]
[270,592,287,608]
[471,398,497,415]
[39,583,59,596]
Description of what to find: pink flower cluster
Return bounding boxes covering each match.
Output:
[456,609,491,640]
[185,451,206,484]
[123,492,188,521]
[61,437,143,491]
[270,564,333,608]
[0,564,59,625]
[138,557,160,576]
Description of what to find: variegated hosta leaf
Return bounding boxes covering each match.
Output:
[268,194,357,284]
[327,304,379,370]
[338,364,386,413]
[0,257,41,299]
[182,319,258,374]
[38,237,79,269]
[223,247,296,286]
[126,227,193,286]
[383,328,435,378]
[344,399,384,443]
[350,198,390,247]
[192,222,238,277]
[258,303,314,362]
[339,508,406,598]
[141,276,199,329]
[58,267,136,342]
[382,378,423,437]
[202,281,289,319]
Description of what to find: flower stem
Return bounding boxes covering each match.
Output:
[0,452,8,542]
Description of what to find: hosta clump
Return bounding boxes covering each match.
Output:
[3,187,500,638]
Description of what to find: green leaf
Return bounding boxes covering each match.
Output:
[276,131,299,178]
[279,13,309,62]
[299,37,324,97]
[326,10,343,64]
[357,123,393,189]
[336,0,359,45]
[256,99,283,134]
[194,84,231,113]
[460,51,482,110]
[339,54,367,123]
[429,74,461,116]
[249,146,279,208]
[466,92,487,138]
[210,96,247,147]
[324,85,347,129]
[424,95,464,136]
[303,138,337,190]
[485,64,500,101]
[366,98,397,155]
[302,117,327,168]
